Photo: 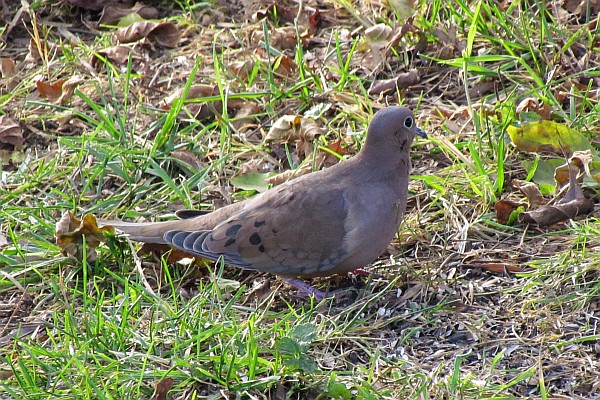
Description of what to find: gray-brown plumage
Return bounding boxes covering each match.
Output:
[101,106,426,294]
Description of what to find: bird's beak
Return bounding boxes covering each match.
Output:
[415,126,428,138]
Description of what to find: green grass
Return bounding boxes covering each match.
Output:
[1,0,600,398]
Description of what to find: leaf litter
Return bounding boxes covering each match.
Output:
[1,0,600,398]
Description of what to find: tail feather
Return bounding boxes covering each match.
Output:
[98,202,246,244]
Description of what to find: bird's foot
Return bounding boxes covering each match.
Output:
[283,278,328,301]
[349,268,371,277]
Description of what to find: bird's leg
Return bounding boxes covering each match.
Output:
[349,268,371,277]
[283,278,328,301]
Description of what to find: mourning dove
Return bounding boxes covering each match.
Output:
[101,106,426,299]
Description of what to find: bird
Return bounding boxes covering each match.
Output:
[100,106,427,300]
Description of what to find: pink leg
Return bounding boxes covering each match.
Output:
[283,278,328,301]
[349,268,371,277]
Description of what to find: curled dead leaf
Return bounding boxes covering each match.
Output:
[0,116,24,149]
[92,46,134,68]
[150,377,174,400]
[265,115,326,142]
[463,261,524,274]
[511,179,545,208]
[36,79,67,101]
[115,21,180,48]
[0,58,15,78]
[555,150,599,187]
[56,212,115,261]
[519,168,593,226]
[368,70,419,95]
[494,198,527,225]
[67,0,118,10]
[57,76,84,105]
[231,101,261,133]
[364,23,392,65]
[99,3,159,25]
[519,198,593,226]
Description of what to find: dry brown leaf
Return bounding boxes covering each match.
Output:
[57,76,84,105]
[55,212,115,261]
[494,198,526,225]
[171,150,203,172]
[554,150,594,187]
[273,55,298,78]
[364,23,393,65]
[150,377,173,400]
[36,79,67,101]
[229,59,256,81]
[163,85,219,119]
[512,179,545,208]
[463,262,524,273]
[264,115,326,142]
[0,116,24,149]
[67,0,117,10]
[0,58,15,78]
[519,168,593,226]
[99,3,159,25]
[515,97,552,120]
[368,70,419,95]
[92,46,134,68]
[251,26,299,51]
[231,101,261,133]
[115,21,180,48]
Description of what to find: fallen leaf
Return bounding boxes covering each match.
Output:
[463,262,524,273]
[251,26,299,51]
[0,116,24,149]
[364,23,392,65]
[273,55,297,78]
[231,101,261,133]
[555,150,600,186]
[229,59,256,81]
[36,79,67,101]
[99,3,159,25]
[67,0,118,10]
[308,9,321,30]
[368,70,419,95]
[519,168,593,226]
[115,21,180,48]
[511,179,545,208]
[507,120,593,156]
[494,198,527,225]
[171,150,204,173]
[163,85,219,119]
[55,212,115,261]
[264,115,326,142]
[150,377,173,400]
[515,97,551,120]
[57,76,84,105]
[0,58,15,77]
[92,46,134,68]
[388,0,416,20]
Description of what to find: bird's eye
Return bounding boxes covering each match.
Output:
[404,116,414,128]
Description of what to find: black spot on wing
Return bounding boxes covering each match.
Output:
[249,232,262,245]
[226,224,242,237]
[254,220,266,227]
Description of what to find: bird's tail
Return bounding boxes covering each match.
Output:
[97,219,186,244]
[97,202,245,244]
